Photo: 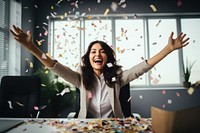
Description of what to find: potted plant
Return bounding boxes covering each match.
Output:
[183,58,196,88]
[34,68,76,117]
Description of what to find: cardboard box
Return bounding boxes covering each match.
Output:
[151,106,200,133]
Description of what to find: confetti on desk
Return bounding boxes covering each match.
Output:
[22,117,152,133]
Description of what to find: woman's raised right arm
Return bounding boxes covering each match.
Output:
[10,25,56,67]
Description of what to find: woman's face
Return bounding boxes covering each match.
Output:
[89,43,108,75]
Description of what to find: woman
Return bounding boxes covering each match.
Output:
[10,25,189,118]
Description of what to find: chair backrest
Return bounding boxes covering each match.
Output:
[0,76,41,118]
[74,83,131,118]
[119,83,131,117]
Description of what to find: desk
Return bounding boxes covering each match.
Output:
[3,117,153,133]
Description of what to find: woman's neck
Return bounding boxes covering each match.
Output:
[93,69,103,78]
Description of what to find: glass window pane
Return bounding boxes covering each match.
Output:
[148,19,179,85]
[115,19,146,85]
[84,19,112,51]
[53,20,81,71]
[181,18,200,83]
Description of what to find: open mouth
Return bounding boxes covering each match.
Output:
[94,59,103,64]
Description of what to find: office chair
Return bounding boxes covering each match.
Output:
[0,76,41,118]
[67,83,132,118]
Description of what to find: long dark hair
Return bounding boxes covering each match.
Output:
[81,40,122,90]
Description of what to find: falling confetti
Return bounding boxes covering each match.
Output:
[162,104,166,109]
[111,77,116,82]
[187,87,194,95]
[88,91,92,99]
[127,96,132,102]
[177,0,182,6]
[110,2,118,12]
[107,63,113,67]
[118,0,126,5]
[29,62,33,68]
[162,90,166,95]
[121,3,127,8]
[42,53,47,59]
[167,99,172,104]
[139,95,143,99]
[16,102,24,106]
[150,4,157,12]
[7,101,13,109]
[176,92,180,97]
[56,87,70,96]
[34,106,39,110]
[103,8,109,16]
[156,20,161,27]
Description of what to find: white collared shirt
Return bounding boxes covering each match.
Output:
[87,74,113,118]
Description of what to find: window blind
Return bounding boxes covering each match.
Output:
[0,0,9,80]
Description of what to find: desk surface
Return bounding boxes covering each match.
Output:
[1,117,153,133]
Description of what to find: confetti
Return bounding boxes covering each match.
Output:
[110,2,118,12]
[139,95,143,99]
[34,106,39,110]
[16,102,24,106]
[103,8,109,16]
[107,63,113,67]
[118,0,126,5]
[111,77,116,82]
[36,111,40,118]
[162,104,166,109]
[167,99,172,104]
[7,101,13,109]
[41,84,46,87]
[150,4,157,12]
[177,0,182,6]
[44,30,48,36]
[25,69,29,73]
[57,87,70,96]
[45,70,49,74]
[87,16,92,19]
[176,92,180,97]
[127,96,132,102]
[88,91,92,99]
[42,53,47,59]
[156,20,161,27]
[152,78,159,84]
[29,62,33,68]
[162,90,166,95]
[187,87,194,95]
[121,3,127,8]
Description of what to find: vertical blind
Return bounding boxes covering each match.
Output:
[0,0,9,80]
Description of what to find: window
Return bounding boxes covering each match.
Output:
[51,20,81,71]
[115,19,146,85]
[0,0,9,80]
[84,19,112,51]
[49,14,200,87]
[181,18,200,83]
[148,19,180,85]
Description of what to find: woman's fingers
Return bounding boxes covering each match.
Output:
[10,29,17,37]
[16,26,23,33]
[182,38,190,45]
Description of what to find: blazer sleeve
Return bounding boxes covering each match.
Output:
[120,60,153,87]
[47,61,81,88]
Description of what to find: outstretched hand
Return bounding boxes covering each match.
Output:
[10,25,34,50]
[168,32,190,51]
